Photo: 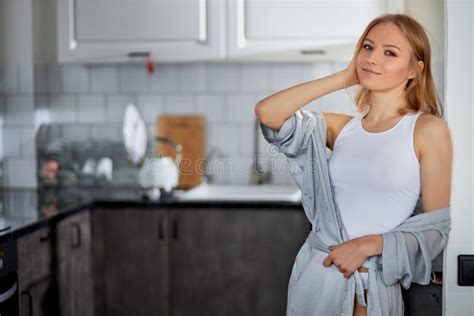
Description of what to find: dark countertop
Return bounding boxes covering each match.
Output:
[0,186,302,244]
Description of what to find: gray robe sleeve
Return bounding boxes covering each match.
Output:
[380,207,452,289]
[259,110,318,158]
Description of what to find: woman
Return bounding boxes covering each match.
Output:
[255,13,452,316]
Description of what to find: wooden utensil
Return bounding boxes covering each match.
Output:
[156,115,205,190]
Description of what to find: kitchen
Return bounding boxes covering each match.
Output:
[0,0,472,315]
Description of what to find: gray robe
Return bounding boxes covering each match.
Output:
[259,109,451,315]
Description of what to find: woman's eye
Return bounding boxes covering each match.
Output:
[363,44,396,57]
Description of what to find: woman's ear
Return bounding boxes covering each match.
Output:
[408,61,424,79]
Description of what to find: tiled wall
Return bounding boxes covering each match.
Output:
[0,60,444,188]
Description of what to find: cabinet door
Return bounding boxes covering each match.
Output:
[169,208,251,316]
[57,0,226,63]
[227,0,403,61]
[102,208,169,316]
[170,207,309,316]
[56,209,94,316]
[246,208,309,315]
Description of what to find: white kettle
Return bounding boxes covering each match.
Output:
[138,136,183,193]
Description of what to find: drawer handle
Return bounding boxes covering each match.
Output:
[158,215,164,240]
[21,290,33,316]
[0,280,17,303]
[70,222,82,249]
[172,217,179,240]
[39,231,50,242]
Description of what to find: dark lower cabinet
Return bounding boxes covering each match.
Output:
[94,206,308,316]
[56,209,94,316]
[169,207,309,316]
[15,204,447,315]
[99,208,169,316]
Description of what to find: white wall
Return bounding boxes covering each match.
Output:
[444,0,474,315]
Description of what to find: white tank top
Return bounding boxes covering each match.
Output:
[328,111,423,240]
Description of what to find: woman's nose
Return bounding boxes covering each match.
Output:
[366,49,381,65]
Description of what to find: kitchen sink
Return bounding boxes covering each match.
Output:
[174,183,302,202]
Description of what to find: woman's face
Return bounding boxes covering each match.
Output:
[356,22,416,91]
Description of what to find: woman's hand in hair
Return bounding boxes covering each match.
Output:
[342,55,360,88]
[322,236,370,279]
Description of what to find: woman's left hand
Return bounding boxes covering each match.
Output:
[322,236,370,279]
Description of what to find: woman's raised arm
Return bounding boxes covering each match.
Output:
[254,57,359,132]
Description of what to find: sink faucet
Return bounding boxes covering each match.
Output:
[252,117,273,185]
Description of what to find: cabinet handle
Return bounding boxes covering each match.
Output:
[172,217,179,240]
[236,0,246,48]
[21,290,33,316]
[158,215,164,240]
[128,51,150,58]
[70,222,82,249]
[39,231,50,242]
[198,0,207,43]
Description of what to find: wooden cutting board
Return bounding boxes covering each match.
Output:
[156,115,206,190]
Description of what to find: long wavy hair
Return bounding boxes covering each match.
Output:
[348,13,444,118]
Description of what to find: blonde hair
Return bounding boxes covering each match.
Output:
[348,13,444,118]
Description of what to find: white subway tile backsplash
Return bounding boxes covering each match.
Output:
[150,64,179,92]
[5,95,35,126]
[1,60,446,188]
[0,65,19,94]
[106,94,137,122]
[34,95,50,129]
[47,64,61,93]
[118,64,150,92]
[49,95,76,123]
[34,64,48,93]
[270,63,312,92]
[208,123,239,156]
[237,123,253,156]
[178,63,207,92]
[4,157,37,188]
[306,62,336,80]
[20,127,35,156]
[61,64,90,93]
[208,63,239,92]
[18,64,34,94]
[0,96,5,126]
[164,95,195,115]
[240,64,270,92]
[77,95,106,123]
[3,127,22,157]
[91,65,118,92]
[196,95,226,123]
[228,156,253,184]
[137,94,166,123]
[226,94,259,123]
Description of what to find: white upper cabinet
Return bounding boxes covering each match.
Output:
[57,0,404,63]
[57,0,226,63]
[227,0,404,62]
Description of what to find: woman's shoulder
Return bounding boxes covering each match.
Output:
[414,112,451,159]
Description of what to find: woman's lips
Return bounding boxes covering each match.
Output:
[362,68,381,75]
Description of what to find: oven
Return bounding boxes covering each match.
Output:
[0,240,19,316]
